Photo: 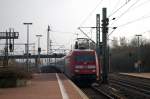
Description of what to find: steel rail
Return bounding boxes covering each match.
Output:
[91,86,116,99]
[109,74,150,98]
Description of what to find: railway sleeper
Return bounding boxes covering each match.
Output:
[110,81,150,99]
[92,83,126,99]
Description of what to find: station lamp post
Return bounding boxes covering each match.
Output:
[36,34,42,72]
[23,22,32,72]
[135,34,142,72]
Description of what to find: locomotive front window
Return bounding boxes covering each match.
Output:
[75,54,95,62]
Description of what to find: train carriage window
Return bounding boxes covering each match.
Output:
[75,54,95,62]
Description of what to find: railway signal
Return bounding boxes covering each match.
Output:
[0,29,19,67]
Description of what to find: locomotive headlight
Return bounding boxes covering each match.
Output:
[92,70,96,72]
[87,65,96,69]
[75,70,79,72]
[75,65,83,69]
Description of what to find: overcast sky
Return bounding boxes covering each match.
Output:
[0,0,150,53]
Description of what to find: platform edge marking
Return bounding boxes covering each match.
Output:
[67,77,89,99]
[56,73,69,99]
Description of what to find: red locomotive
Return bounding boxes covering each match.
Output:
[56,38,100,83]
[56,49,100,82]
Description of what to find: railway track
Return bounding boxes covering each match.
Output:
[80,83,124,99]
[92,84,124,99]
[81,73,150,99]
[109,73,150,99]
[81,87,108,99]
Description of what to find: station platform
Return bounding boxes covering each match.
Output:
[0,73,89,99]
[120,73,150,79]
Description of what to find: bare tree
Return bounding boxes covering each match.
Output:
[120,37,128,47]
[129,37,138,47]
[111,37,119,48]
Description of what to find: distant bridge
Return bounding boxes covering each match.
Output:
[0,53,65,59]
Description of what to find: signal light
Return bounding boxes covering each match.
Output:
[9,43,13,52]
[102,18,109,26]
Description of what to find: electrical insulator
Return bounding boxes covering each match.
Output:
[101,19,105,27]
[105,27,108,33]
[101,18,109,27]
[105,18,109,26]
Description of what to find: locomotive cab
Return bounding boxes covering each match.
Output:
[70,49,98,82]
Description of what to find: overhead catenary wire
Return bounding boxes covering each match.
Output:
[78,27,96,44]
[108,0,132,17]
[117,0,149,20]
[108,27,117,37]
[111,0,140,26]
[110,0,121,15]
[51,30,74,34]
[79,0,103,27]
[77,0,149,45]
[48,23,82,50]
[64,33,76,49]
[107,15,150,37]
[117,15,150,27]
[107,0,141,37]
[78,0,132,39]
[51,29,76,50]
[130,0,150,11]
[135,29,150,35]
[112,0,150,27]
[108,0,150,38]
